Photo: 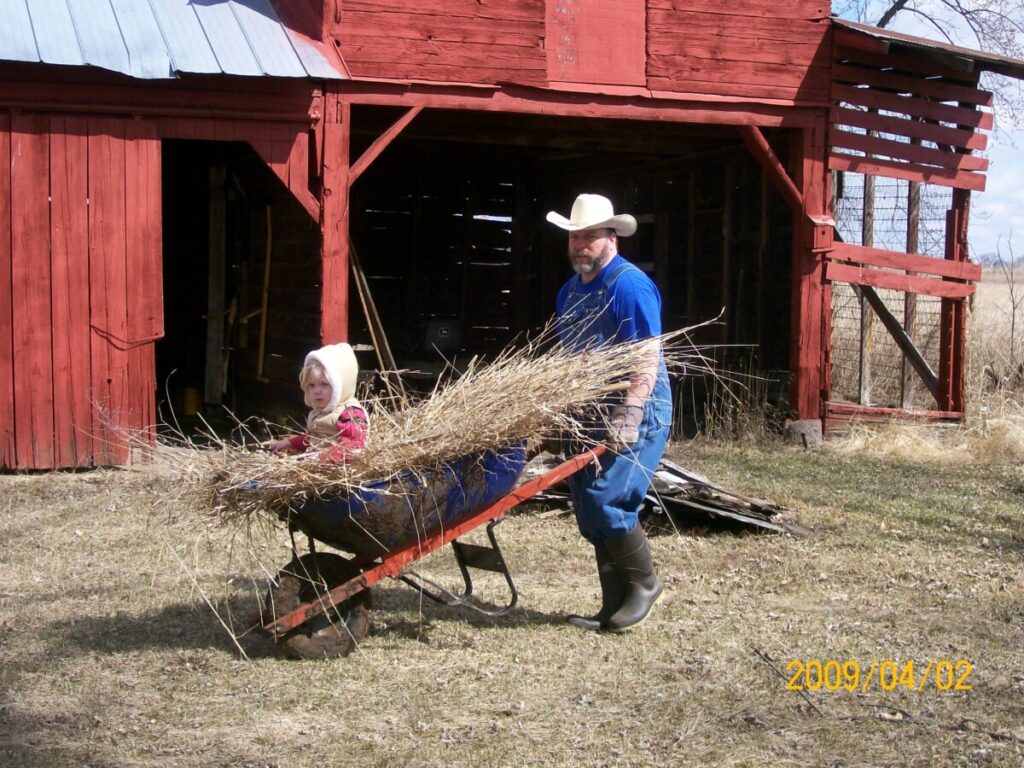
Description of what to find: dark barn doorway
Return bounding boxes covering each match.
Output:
[346,107,795,430]
[158,139,322,434]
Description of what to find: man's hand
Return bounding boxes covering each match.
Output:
[607,405,644,448]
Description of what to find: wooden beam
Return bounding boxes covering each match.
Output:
[349,106,423,185]
[831,128,988,173]
[320,92,350,344]
[859,170,875,405]
[939,188,971,412]
[825,400,963,422]
[831,63,993,107]
[829,152,986,191]
[788,122,828,421]
[825,261,974,299]
[829,242,981,281]
[831,106,988,152]
[902,174,920,408]
[738,125,803,213]
[339,84,820,128]
[832,84,992,130]
[853,283,939,401]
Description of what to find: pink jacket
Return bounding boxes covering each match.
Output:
[287,404,369,463]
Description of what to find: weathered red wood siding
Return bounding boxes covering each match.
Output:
[0,115,12,461]
[647,0,831,104]
[0,114,162,469]
[332,1,547,85]
[547,0,646,87]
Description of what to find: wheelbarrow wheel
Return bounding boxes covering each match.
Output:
[264,552,371,659]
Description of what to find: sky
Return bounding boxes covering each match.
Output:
[834,4,1024,264]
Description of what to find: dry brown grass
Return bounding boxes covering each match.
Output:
[2,441,1022,767]
[824,267,1024,463]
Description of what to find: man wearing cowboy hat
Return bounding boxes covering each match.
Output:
[547,193,673,632]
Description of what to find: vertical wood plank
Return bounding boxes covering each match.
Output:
[10,114,55,468]
[89,116,130,464]
[859,173,875,404]
[320,91,349,343]
[901,176,920,408]
[939,187,970,412]
[125,118,163,441]
[49,115,93,467]
[0,114,14,466]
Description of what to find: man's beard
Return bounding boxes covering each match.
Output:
[570,242,614,276]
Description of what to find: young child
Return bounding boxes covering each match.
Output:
[269,343,369,462]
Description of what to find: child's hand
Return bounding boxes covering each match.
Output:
[268,439,292,454]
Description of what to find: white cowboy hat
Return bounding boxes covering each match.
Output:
[545,193,637,237]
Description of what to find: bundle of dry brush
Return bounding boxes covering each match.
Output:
[149,324,713,528]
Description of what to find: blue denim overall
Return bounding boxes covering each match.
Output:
[556,258,673,545]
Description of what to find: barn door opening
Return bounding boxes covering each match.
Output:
[158,139,321,435]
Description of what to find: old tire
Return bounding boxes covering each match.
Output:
[264,552,371,659]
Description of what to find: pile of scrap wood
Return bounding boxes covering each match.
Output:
[522,455,803,535]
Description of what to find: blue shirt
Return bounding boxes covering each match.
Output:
[556,255,672,405]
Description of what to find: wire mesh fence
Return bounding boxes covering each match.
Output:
[830,172,951,407]
[830,284,944,407]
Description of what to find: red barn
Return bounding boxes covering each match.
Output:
[1,0,1021,468]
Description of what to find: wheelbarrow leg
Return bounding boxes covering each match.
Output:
[399,518,518,617]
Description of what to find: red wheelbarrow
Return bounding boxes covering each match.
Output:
[258,444,606,659]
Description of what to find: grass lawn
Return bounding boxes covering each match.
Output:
[1,441,1022,767]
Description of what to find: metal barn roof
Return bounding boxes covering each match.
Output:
[833,18,1024,80]
[0,0,344,80]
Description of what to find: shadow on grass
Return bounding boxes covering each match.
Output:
[42,593,282,659]
[39,579,566,662]
[366,583,567,632]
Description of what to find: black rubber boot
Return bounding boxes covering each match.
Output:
[605,526,663,632]
[566,545,624,631]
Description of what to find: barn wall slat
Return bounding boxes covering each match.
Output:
[831,63,993,107]
[49,115,93,467]
[0,115,14,466]
[830,106,987,152]
[832,84,993,131]
[125,119,163,439]
[88,117,130,465]
[648,0,829,20]
[828,153,986,191]
[647,2,831,104]
[10,115,55,468]
[333,1,546,85]
[831,129,989,172]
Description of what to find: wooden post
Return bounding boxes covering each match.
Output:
[204,165,227,406]
[859,172,875,405]
[320,91,350,343]
[939,187,970,411]
[789,123,829,421]
[902,176,920,407]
